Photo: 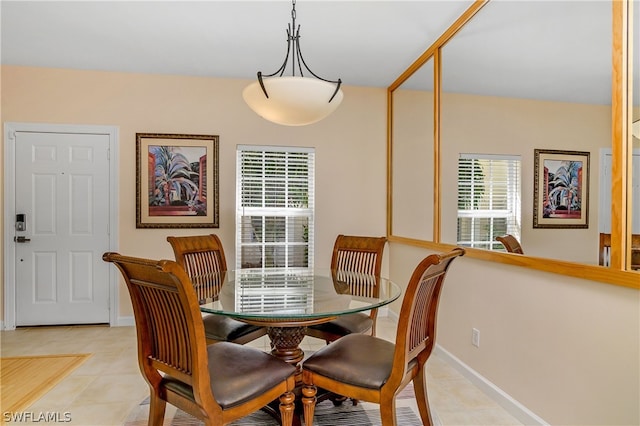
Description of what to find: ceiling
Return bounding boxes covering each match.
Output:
[1,1,638,106]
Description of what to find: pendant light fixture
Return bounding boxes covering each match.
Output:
[242,0,343,126]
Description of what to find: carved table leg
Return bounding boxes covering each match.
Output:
[267,326,306,371]
[265,326,308,426]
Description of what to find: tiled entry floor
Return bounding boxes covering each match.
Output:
[0,317,522,425]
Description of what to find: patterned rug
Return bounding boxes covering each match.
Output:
[125,383,432,426]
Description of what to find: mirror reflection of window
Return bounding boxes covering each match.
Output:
[457,154,521,251]
[440,1,611,265]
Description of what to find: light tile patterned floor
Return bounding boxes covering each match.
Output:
[1,317,522,425]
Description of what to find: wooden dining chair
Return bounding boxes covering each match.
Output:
[301,247,465,426]
[496,234,524,254]
[599,232,640,269]
[305,234,387,343]
[167,234,267,345]
[103,252,296,426]
[599,233,612,266]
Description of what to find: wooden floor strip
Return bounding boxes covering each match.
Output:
[0,354,91,414]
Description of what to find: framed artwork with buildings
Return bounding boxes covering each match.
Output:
[136,133,219,228]
[533,149,589,229]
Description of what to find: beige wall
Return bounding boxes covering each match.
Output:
[2,65,639,425]
[390,243,639,425]
[388,90,639,424]
[0,65,387,317]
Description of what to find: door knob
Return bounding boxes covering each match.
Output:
[14,236,31,243]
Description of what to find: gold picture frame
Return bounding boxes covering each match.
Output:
[533,149,589,229]
[136,133,219,228]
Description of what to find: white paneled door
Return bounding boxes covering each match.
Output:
[14,131,111,325]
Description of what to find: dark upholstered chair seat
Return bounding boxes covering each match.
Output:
[301,248,465,426]
[103,253,296,426]
[306,313,373,337]
[302,334,397,389]
[304,235,387,406]
[163,342,296,410]
[202,314,263,342]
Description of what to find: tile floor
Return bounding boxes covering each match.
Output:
[1,317,522,425]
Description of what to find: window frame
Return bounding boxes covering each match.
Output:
[235,145,315,270]
[456,153,521,251]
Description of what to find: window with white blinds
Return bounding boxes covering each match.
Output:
[236,146,314,269]
[457,154,521,251]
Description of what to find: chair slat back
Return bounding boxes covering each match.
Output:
[392,248,465,380]
[168,234,228,275]
[183,250,225,277]
[331,235,386,298]
[139,283,191,374]
[333,270,379,298]
[334,250,378,274]
[167,234,228,301]
[103,253,209,386]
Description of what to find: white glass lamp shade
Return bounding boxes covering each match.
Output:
[243,76,344,126]
[633,119,640,139]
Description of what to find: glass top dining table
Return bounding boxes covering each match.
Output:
[195,268,401,367]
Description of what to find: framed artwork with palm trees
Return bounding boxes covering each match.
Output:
[136,133,219,228]
[533,149,589,229]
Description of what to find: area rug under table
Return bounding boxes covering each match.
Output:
[125,384,428,426]
[0,354,92,413]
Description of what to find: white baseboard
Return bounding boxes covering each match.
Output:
[383,307,398,321]
[116,316,135,327]
[1,318,131,329]
[434,345,549,426]
[378,306,390,318]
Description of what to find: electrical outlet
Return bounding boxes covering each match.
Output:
[472,328,480,347]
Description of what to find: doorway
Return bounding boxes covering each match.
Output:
[3,123,119,329]
[599,148,640,233]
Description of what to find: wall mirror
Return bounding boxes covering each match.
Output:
[388,0,639,286]
[630,0,639,270]
[391,59,434,241]
[439,0,611,265]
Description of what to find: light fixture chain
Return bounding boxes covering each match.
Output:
[290,0,297,77]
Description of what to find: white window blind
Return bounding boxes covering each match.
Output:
[233,271,314,313]
[457,154,521,251]
[236,146,315,269]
